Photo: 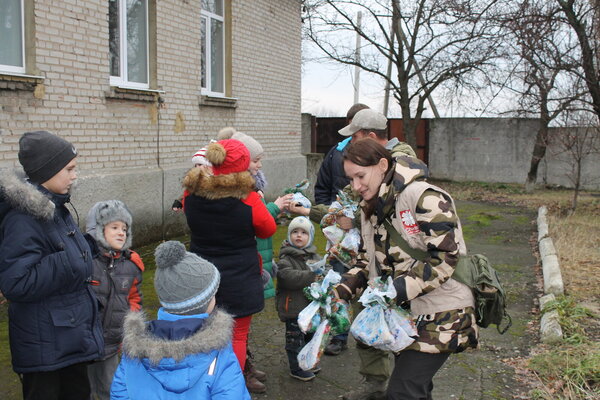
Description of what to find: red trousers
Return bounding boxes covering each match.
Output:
[232,315,253,369]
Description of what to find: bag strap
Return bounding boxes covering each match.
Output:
[382,218,428,262]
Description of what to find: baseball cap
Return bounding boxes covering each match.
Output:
[338,109,387,137]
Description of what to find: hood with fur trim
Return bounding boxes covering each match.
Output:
[0,169,55,225]
[121,308,234,365]
[182,166,255,200]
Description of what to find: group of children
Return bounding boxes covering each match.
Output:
[0,129,327,399]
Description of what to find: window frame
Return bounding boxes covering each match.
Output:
[201,0,226,97]
[109,0,150,90]
[0,0,26,74]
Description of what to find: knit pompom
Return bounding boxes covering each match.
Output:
[216,127,236,140]
[155,241,187,269]
[206,142,226,166]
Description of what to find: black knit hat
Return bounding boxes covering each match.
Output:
[18,131,78,184]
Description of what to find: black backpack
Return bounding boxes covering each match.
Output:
[384,220,512,334]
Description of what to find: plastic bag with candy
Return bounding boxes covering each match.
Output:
[306,255,328,276]
[284,179,311,212]
[297,300,321,333]
[320,190,360,266]
[297,319,331,371]
[384,306,418,352]
[329,299,352,336]
[350,277,417,352]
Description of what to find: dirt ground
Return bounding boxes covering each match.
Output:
[0,200,539,399]
[248,200,539,400]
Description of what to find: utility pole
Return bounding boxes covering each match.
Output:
[353,11,362,104]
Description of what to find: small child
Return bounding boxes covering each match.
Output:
[110,241,250,399]
[276,216,322,381]
[85,200,144,400]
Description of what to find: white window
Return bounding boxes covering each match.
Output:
[109,0,149,89]
[0,0,25,74]
[201,0,225,96]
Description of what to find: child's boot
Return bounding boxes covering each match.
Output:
[245,350,267,382]
[244,370,266,393]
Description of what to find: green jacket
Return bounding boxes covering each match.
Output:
[257,200,280,298]
[275,242,320,321]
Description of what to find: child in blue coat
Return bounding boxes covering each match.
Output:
[110,241,250,399]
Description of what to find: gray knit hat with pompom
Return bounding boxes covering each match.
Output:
[154,241,220,315]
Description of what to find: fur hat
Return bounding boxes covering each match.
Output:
[217,127,264,161]
[154,241,220,315]
[288,216,315,249]
[18,131,78,184]
[86,200,133,251]
[205,139,250,176]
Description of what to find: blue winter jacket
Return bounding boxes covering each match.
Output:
[111,308,250,400]
[0,171,104,373]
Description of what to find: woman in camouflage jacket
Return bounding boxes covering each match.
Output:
[338,139,479,400]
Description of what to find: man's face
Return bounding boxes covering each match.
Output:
[351,129,369,143]
[41,158,77,194]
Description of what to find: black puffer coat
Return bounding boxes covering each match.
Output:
[0,171,104,373]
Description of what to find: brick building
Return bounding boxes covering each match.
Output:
[0,0,304,244]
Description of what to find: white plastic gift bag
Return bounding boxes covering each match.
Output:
[297,319,331,371]
[350,277,417,352]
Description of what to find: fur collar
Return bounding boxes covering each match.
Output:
[253,170,267,192]
[183,167,255,200]
[0,169,54,221]
[122,309,234,364]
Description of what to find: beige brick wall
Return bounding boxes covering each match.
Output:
[0,0,302,171]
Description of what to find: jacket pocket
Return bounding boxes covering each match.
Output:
[48,298,93,361]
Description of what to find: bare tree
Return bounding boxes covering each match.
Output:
[549,113,600,211]
[557,0,600,121]
[303,0,506,149]
[500,1,584,192]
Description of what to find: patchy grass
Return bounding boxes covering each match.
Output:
[433,179,600,399]
[547,213,600,302]
[527,343,600,400]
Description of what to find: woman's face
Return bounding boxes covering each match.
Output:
[343,158,388,201]
[248,156,262,175]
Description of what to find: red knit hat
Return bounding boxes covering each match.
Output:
[205,139,250,176]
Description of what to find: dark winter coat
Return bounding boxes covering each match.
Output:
[275,242,320,322]
[183,167,277,318]
[314,138,351,205]
[89,246,144,359]
[0,171,104,373]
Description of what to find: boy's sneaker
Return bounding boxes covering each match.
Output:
[290,369,316,382]
[311,363,322,374]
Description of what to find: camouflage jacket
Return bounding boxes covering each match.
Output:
[340,156,479,354]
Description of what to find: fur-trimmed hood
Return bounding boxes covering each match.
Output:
[0,169,55,225]
[122,308,234,365]
[182,166,255,200]
[253,170,267,192]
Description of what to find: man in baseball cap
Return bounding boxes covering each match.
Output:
[338,108,388,143]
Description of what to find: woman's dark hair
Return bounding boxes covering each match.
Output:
[343,139,393,217]
[343,138,393,170]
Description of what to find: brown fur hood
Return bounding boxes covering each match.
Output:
[182,166,255,200]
